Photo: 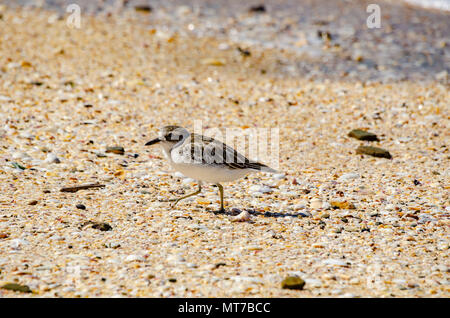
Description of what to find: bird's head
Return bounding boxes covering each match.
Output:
[145,125,189,147]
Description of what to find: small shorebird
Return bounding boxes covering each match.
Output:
[145,125,277,212]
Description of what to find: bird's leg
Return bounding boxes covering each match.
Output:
[169,183,202,209]
[216,183,226,213]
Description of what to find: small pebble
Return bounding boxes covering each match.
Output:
[91,222,112,231]
[106,146,125,155]
[1,283,32,293]
[356,146,392,159]
[281,276,305,290]
[348,129,379,141]
[330,201,356,210]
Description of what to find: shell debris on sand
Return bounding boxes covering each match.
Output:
[0,4,448,298]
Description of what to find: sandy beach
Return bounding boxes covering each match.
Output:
[0,1,448,297]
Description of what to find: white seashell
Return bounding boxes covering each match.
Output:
[125,255,145,262]
[322,201,331,209]
[10,238,30,250]
[322,259,349,266]
[0,95,13,102]
[218,43,230,50]
[167,254,186,264]
[249,185,273,194]
[231,210,251,222]
[338,173,360,181]
[310,198,323,209]
[44,153,61,163]
[272,173,286,180]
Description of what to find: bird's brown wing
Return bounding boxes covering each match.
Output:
[175,133,275,172]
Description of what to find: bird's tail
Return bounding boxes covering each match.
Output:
[248,162,279,174]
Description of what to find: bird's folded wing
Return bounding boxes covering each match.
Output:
[172,133,274,172]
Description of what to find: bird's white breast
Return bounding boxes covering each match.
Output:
[162,144,247,183]
[169,161,250,183]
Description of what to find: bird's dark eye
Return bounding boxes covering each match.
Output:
[166,132,181,141]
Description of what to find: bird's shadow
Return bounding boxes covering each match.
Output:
[209,208,309,218]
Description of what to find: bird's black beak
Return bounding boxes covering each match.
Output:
[145,138,161,146]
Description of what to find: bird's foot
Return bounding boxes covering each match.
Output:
[213,208,227,215]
